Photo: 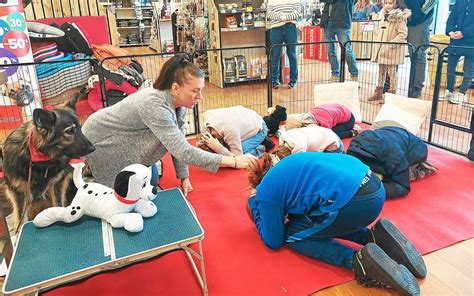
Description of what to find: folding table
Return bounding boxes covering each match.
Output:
[2,188,208,295]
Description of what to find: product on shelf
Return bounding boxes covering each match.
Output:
[254,12,266,27]
[248,55,268,79]
[249,56,262,78]
[260,55,268,78]
[223,15,237,29]
[241,12,254,27]
[242,1,252,9]
[235,55,248,79]
[224,57,237,81]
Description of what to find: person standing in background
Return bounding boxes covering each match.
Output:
[267,0,302,89]
[405,0,439,98]
[442,0,474,105]
[353,0,373,20]
[320,0,359,82]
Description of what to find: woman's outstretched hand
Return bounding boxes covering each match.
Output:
[234,154,257,169]
[180,177,193,196]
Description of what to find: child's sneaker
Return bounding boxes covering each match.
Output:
[449,92,467,104]
[440,90,453,102]
[369,218,427,279]
[272,82,281,89]
[353,243,420,295]
[288,81,296,89]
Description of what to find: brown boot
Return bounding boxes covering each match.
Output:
[368,87,383,102]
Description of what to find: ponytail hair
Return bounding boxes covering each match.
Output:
[153,54,205,90]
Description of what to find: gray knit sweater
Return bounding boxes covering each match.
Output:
[82,87,222,187]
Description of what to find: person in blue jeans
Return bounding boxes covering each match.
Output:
[267,0,302,89]
[320,0,359,81]
[405,0,439,97]
[442,0,474,105]
[247,152,427,295]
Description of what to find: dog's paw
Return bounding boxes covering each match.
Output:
[124,213,144,232]
[64,206,84,223]
[141,201,157,218]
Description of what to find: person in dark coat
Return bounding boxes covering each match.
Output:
[346,126,437,199]
[442,0,474,105]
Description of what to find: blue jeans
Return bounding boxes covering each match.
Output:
[285,176,385,270]
[326,137,344,153]
[270,23,298,84]
[407,16,432,95]
[447,54,474,94]
[323,24,359,77]
[242,122,268,157]
[332,113,356,139]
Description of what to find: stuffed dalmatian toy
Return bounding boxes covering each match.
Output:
[33,160,159,232]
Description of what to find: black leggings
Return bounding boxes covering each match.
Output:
[331,113,355,139]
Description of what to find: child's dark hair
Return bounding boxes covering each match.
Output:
[153,54,205,90]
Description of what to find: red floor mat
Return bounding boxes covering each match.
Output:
[47,143,474,296]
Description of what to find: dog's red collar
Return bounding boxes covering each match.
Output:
[114,192,139,205]
[29,131,52,162]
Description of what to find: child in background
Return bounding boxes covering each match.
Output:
[353,0,373,20]
[442,0,474,105]
[275,125,344,157]
[197,105,273,157]
[369,0,411,103]
[286,104,362,139]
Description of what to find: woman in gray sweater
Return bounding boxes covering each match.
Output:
[82,55,253,195]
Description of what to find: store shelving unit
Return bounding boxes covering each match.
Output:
[113,0,155,47]
[207,0,267,88]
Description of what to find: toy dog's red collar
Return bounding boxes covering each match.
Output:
[114,192,138,205]
[29,130,52,162]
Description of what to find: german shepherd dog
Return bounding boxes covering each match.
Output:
[0,95,95,232]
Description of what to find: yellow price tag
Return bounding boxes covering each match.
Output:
[246,7,253,12]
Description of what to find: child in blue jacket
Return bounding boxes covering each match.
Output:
[247,152,426,295]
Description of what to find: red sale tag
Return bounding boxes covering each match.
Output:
[2,30,30,57]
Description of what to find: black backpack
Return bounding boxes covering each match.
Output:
[55,22,92,55]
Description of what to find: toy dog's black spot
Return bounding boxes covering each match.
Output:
[83,184,88,189]
[88,190,93,194]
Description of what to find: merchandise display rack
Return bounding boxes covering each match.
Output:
[207,0,268,88]
[112,0,155,47]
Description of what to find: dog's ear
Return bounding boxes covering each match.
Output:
[58,93,81,111]
[66,93,81,110]
[33,108,56,130]
[114,170,136,197]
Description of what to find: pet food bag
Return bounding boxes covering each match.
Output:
[235,55,248,79]
[249,57,262,78]
[224,57,237,81]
